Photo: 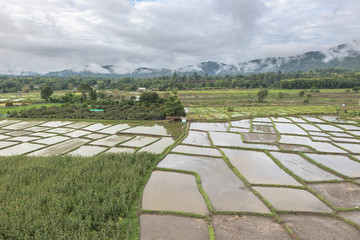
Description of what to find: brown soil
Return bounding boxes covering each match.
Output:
[213,215,292,240]
[243,133,278,143]
[252,125,276,134]
[140,214,209,240]
[280,213,360,240]
[309,182,360,208]
[279,144,313,152]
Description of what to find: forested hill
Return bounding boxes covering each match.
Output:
[9,40,360,78]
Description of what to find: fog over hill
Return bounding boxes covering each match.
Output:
[6,40,360,77]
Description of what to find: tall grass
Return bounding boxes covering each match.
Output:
[0,153,158,239]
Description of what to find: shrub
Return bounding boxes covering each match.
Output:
[299,90,305,97]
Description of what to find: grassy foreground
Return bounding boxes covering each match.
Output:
[0,153,159,239]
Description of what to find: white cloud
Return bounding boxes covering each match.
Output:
[0,0,358,73]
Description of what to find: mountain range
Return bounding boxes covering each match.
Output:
[12,40,360,77]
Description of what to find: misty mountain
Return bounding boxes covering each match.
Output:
[5,40,360,77]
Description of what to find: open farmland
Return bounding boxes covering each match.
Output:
[141,115,360,239]
[178,89,360,120]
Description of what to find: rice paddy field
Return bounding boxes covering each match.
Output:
[178,89,360,120]
[1,88,360,239]
[141,115,360,240]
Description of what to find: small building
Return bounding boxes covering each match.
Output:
[138,87,147,92]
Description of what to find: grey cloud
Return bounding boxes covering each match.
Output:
[0,0,358,73]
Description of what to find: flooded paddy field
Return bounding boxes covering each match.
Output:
[0,119,181,157]
[1,114,360,239]
[139,114,360,239]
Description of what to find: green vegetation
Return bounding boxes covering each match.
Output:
[7,92,186,120]
[1,68,360,93]
[40,85,53,101]
[257,89,269,102]
[0,153,159,239]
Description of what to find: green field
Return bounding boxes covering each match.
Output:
[178,89,360,120]
[0,153,159,239]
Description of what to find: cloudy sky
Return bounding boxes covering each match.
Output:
[0,0,359,73]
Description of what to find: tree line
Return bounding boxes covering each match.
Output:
[0,68,360,92]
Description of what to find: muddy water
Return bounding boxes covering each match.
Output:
[230,127,250,133]
[142,171,208,214]
[316,124,344,132]
[213,215,292,240]
[243,133,278,143]
[348,131,360,136]
[331,137,360,143]
[279,135,346,153]
[29,139,89,156]
[329,132,353,138]
[158,154,270,212]
[252,125,276,134]
[231,119,251,129]
[65,130,91,138]
[6,131,32,137]
[0,141,19,149]
[40,121,72,127]
[252,117,272,123]
[46,128,74,134]
[84,133,108,139]
[280,213,360,240]
[123,125,171,136]
[274,123,307,135]
[121,136,158,147]
[320,115,348,123]
[190,122,229,132]
[90,135,132,147]
[139,137,174,154]
[0,120,20,127]
[270,152,340,181]
[210,132,279,150]
[308,131,330,137]
[298,123,321,132]
[10,136,39,142]
[222,149,300,185]
[337,124,360,131]
[309,182,360,208]
[98,124,130,134]
[302,116,324,123]
[254,187,331,212]
[105,147,135,154]
[0,143,45,156]
[288,117,306,123]
[251,122,274,126]
[83,123,111,131]
[29,132,56,138]
[338,211,360,225]
[2,121,43,130]
[334,142,360,154]
[279,144,313,152]
[25,126,51,132]
[172,145,222,157]
[34,136,70,145]
[312,136,331,142]
[140,214,209,240]
[68,146,106,157]
[0,135,9,140]
[66,122,93,129]
[305,153,360,177]
[271,117,292,123]
[182,131,212,146]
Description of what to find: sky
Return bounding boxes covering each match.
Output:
[0,0,359,74]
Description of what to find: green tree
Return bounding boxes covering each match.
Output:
[164,96,185,116]
[299,90,305,97]
[139,92,161,104]
[41,86,53,102]
[257,89,269,102]
[89,88,97,101]
[78,82,92,99]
